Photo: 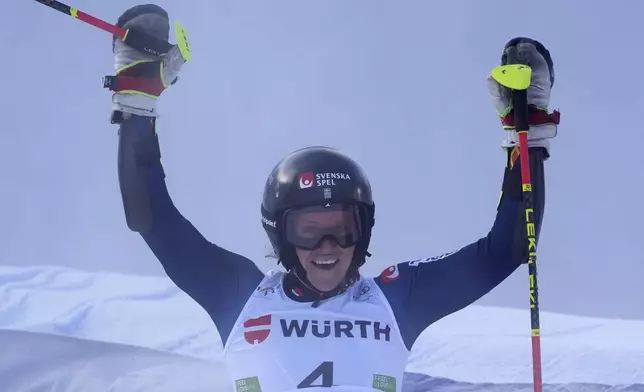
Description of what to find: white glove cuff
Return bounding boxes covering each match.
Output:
[501,123,557,154]
[112,93,159,118]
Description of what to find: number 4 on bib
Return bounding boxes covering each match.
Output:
[297,361,396,392]
[298,361,334,388]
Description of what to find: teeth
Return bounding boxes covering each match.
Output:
[313,258,338,265]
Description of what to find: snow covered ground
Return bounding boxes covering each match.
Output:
[0,265,642,392]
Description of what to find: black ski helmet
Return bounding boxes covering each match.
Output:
[261,146,375,272]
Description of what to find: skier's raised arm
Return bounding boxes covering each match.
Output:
[107,5,264,342]
[377,38,561,351]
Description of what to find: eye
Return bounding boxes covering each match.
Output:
[336,225,350,235]
[299,226,319,237]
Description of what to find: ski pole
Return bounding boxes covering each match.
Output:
[491,64,543,392]
[32,0,192,61]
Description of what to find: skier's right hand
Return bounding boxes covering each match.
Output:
[105,4,186,120]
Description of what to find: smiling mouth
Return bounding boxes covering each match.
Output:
[312,257,339,269]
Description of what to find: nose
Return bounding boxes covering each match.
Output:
[316,236,340,251]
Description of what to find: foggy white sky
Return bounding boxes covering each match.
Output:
[1,0,642,320]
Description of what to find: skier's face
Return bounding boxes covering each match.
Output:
[295,239,355,292]
[289,208,357,292]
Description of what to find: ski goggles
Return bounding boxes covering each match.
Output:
[283,203,363,250]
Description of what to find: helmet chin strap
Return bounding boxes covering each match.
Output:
[291,262,360,306]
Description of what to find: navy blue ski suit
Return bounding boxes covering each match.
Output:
[116,113,546,351]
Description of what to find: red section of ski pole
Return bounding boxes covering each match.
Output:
[33,0,125,37]
[518,132,532,186]
[74,9,126,38]
[34,1,112,33]
[532,335,543,391]
[33,0,174,57]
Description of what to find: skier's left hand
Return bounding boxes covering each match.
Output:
[488,37,560,157]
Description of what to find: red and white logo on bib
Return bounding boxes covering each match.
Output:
[379,265,400,283]
[243,314,272,344]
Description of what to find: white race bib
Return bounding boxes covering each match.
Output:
[223,270,409,392]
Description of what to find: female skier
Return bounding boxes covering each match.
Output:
[108,5,560,392]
